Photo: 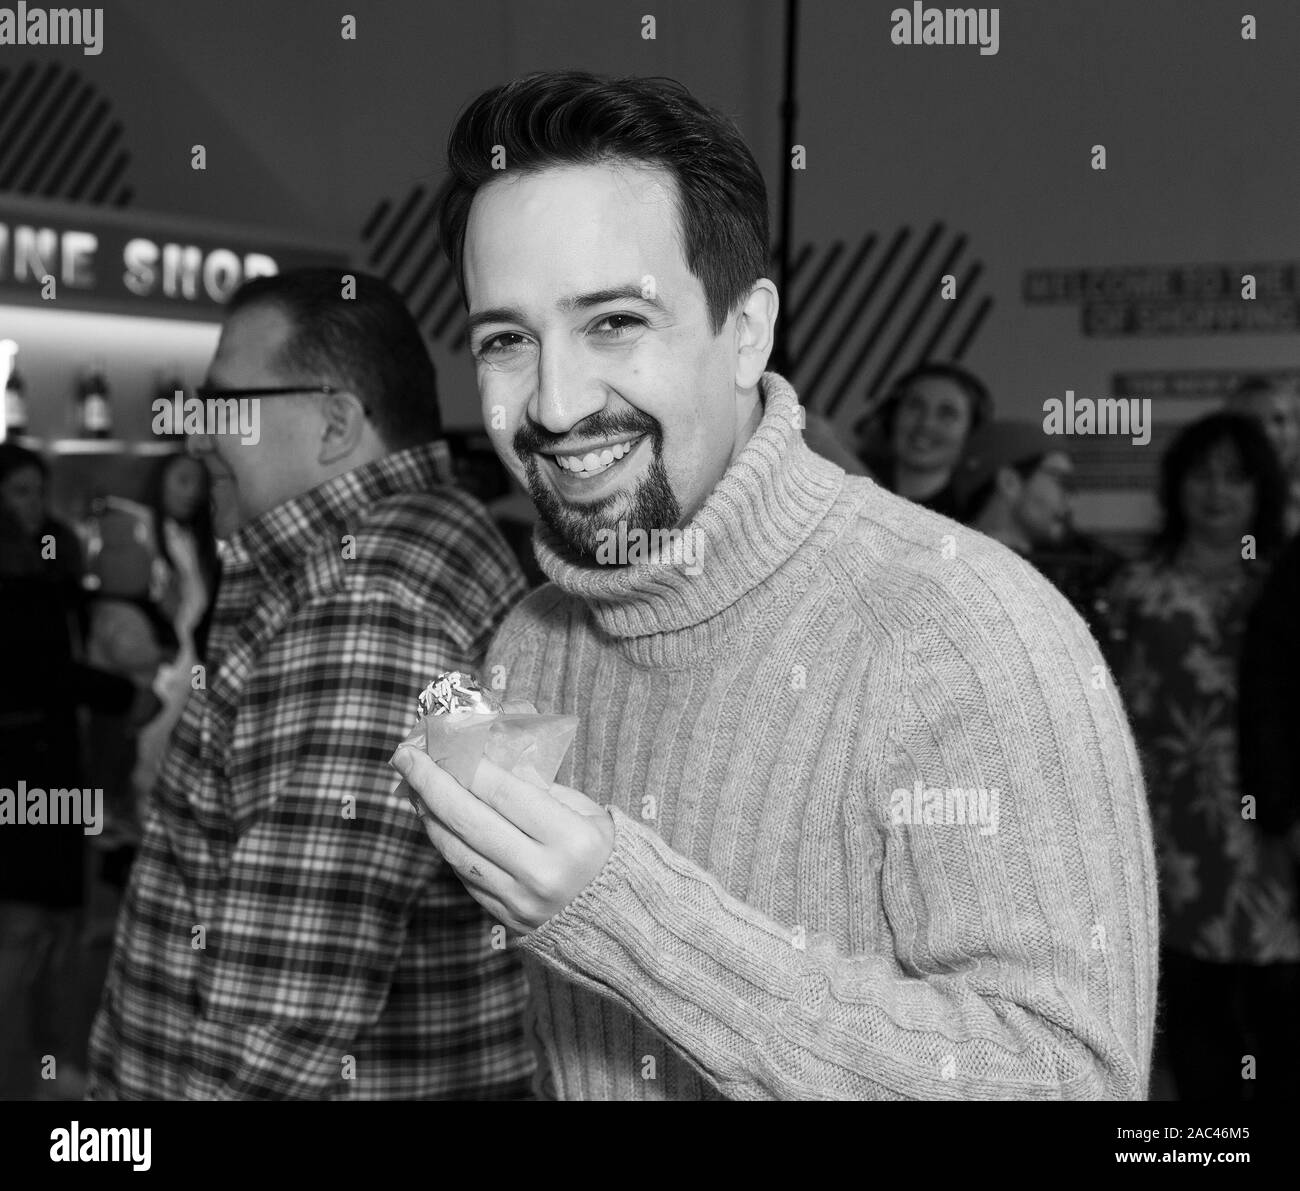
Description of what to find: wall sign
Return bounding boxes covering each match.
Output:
[1023,262,1300,338]
[0,202,348,319]
[1112,369,1300,401]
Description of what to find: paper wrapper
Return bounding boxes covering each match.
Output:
[401,672,578,791]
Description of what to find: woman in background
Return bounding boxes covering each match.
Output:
[1104,412,1299,1101]
[132,453,218,808]
[146,451,218,661]
[859,362,991,520]
[85,452,218,851]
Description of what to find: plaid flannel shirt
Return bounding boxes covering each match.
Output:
[87,441,533,1099]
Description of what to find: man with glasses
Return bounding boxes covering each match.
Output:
[956,422,1123,641]
[88,268,534,1099]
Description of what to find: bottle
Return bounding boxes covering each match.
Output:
[78,365,112,439]
[154,367,186,440]
[3,365,28,439]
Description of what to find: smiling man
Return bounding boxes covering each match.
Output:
[89,269,533,1099]
[394,71,1159,1100]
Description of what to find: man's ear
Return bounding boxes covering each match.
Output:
[318,390,368,465]
[734,278,779,390]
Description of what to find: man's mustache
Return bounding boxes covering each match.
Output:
[514,412,661,456]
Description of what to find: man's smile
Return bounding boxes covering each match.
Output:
[534,432,652,503]
[547,432,648,476]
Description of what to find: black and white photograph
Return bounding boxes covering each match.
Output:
[0,0,1295,1161]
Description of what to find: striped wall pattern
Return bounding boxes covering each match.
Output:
[0,61,133,206]
[362,188,994,432]
[778,223,993,434]
[361,185,466,351]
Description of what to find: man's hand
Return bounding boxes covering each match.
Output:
[391,746,614,935]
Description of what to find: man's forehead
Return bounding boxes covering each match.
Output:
[464,162,689,307]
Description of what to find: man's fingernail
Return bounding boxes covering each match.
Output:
[391,747,414,776]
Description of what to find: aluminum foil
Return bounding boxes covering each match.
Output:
[416,670,501,718]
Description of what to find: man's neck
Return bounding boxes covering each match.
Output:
[727,390,765,468]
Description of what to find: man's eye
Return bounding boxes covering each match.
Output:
[591,314,644,338]
[477,332,529,357]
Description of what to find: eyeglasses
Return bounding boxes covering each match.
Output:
[194,385,371,418]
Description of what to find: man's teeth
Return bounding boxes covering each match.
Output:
[553,437,641,474]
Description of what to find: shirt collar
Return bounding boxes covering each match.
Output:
[227,439,455,581]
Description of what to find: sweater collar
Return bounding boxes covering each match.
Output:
[533,373,845,659]
[227,440,455,582]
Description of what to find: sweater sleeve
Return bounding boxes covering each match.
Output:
[519,561,1158,1101]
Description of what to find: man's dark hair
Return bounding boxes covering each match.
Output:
[225,267,442,448]
[436,70,769,335]
[1154,411,1286,562]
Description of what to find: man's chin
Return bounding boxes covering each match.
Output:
[534,496,627,564]
[524,440,682,564]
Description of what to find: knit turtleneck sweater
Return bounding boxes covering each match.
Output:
[490,372,1158,1100]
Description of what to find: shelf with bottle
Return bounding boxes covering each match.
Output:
[3,345,190,456]
[50,438,182,457]
[2,433,184,456]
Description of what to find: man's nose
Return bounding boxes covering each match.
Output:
[531,341,606,434]
[186,431,213,457]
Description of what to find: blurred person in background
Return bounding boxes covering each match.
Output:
[1237,525,1300,1097]
[1103,412,1299,1100]
[84,500,176,854]
[0,443,145,1100]
[859,362,991,519]
[144,452,219,659]
[957,421,1124,640]
[1235,376,1300,533]
[130,454,219,826]
[81,460,219,878]
[1234,375,1300,538]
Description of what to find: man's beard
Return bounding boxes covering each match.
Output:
[515,413,682,563]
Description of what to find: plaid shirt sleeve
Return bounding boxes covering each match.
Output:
[178,592,477,1098]
[89,471,533,1100]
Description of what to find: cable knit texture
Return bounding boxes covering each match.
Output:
[489,372,1158,1100]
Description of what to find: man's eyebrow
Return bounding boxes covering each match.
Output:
[558,284,667,313]
[466,306,528,335]
[467,285,667,334]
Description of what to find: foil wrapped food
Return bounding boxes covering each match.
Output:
[400,670,578,790]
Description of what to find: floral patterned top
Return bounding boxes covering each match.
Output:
[1104,557,1300,963]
